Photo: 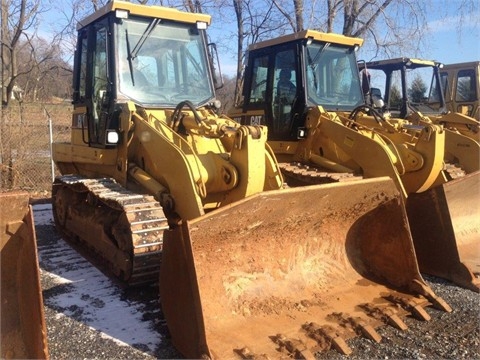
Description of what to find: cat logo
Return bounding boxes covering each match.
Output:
[250,115,263,125]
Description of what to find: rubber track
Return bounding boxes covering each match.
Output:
[443,162,467,181]
[278,162,364,186]
[52,175,169,286]
[280,162,467,185]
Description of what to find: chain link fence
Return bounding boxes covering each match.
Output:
[0,102,71,196]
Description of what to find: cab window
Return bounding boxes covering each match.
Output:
[456,69,477,102]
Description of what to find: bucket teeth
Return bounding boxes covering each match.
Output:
[235,347,271,360]
[272,334,316,360]
[360,303,408,331]
[427,294,452,313]
[302,323,352,355]
[411,279,453,313]
[329,312,382,343]
[409,303,431,321]
[386,295,431,321]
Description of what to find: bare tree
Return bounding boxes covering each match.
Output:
[272,0,303,32]
[292,0,476,60]
[1,0,42,108]
[285,0,428,59]
[232,0,244,104]
[215,74,236,112]
[228,0,286,104]
[16,36,71,101]
[184,0,203,12]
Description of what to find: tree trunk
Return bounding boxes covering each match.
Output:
[233,0,244,106]
[293,0,304,32]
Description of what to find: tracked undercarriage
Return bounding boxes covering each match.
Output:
[52,175,169,286]
[279,161,467,186]
[278,162,364,186]
[443,162,467,180]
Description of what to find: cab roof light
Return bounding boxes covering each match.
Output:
[116,9,129,19]
[197,21,208,30]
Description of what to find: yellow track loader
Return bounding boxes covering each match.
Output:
[229,31,479,292]
[1,192,48,359]
[52,3,451,358]
[358,57,479,173]
[357,58,479,291]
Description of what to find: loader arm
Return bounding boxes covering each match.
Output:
[381,123,446,193]
[444,130,480,174]
[130,111,208,220]
[294,107,408,198]
[130,106,282,219]
[425,112,480,143]
[345,107,447,193]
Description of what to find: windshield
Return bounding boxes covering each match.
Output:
[366,64,444,115]
[305,43,363,111]
[405,66,444,114]
[116,17,215,106]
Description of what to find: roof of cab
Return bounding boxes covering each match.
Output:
[442,61,480,70]
[360,58,440,71]
[248,30,363,51]
[77,0,211,30]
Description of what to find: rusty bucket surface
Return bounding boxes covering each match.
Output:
[1,192,48,359]
[160,177,446,359]
[407,171,480,292]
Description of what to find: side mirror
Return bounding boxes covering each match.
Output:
[372,95,385,109]
[370,88,384,109]
[208,43,224,90]
[100,90,111,109]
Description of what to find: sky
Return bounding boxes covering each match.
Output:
[418,14,480,66]
[35,1,479,77]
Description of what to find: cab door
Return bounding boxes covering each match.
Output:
[72,17,114,148]
[453,68,479,119]
[241,43,303,140]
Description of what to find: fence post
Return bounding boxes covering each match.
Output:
[44,107,55,182]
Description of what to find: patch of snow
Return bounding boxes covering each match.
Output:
[34,204,162,353]
[33,203,54,226]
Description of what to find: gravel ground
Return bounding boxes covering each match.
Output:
[34,203,479,360]
[35,204,182,360]
[316,275,480,360]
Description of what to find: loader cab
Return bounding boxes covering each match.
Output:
[71,1,216,148]
[440,62,480,120]
[235,30,364,140]
[359,58,446,119]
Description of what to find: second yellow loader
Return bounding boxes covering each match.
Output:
[358,57,480,292]
[229,31,479,293]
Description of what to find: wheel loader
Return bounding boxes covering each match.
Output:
[51,3,452,358]
[1,192,48,359]
[228,31,479,293]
